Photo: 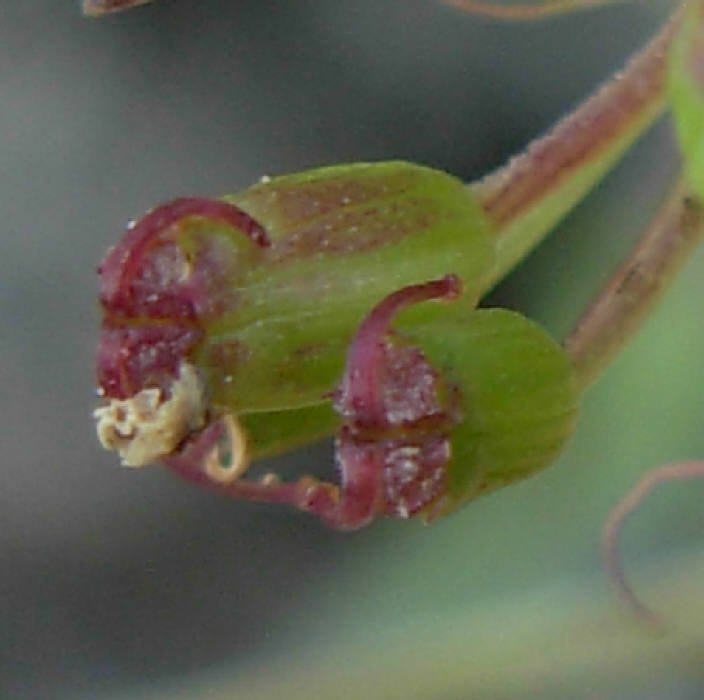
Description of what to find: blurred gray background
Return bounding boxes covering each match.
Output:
[4,1,704,699]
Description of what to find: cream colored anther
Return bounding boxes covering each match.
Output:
[94,362,205,467]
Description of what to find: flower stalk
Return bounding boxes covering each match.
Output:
[473,10,680,291]
[565,179,704,390]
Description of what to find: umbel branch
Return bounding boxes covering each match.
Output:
[83,0,154,16]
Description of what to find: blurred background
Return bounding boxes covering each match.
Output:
[3,0,704,698]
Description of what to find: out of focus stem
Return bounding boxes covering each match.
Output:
[83,0,154,15]
[564,178,704,390]
[442,0,620,21]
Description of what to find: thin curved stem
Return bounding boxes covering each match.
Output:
[602,460,704,628]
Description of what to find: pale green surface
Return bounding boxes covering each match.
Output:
[670,0,704,200]
[209,162,493,415]
[116,551,704,699]
[404,307,577,508]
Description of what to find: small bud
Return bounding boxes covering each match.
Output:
[93,163,578,529]
[95,163,494,465]
[318,276,579,528]
[407,305,579,519]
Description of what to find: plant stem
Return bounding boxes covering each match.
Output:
[564,178,704,390]
[83,0,153,15]
[442,0,620,21]
[473,11,681,292]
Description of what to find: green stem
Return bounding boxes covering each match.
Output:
[564,178,704,390]
[473,10,681,292]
